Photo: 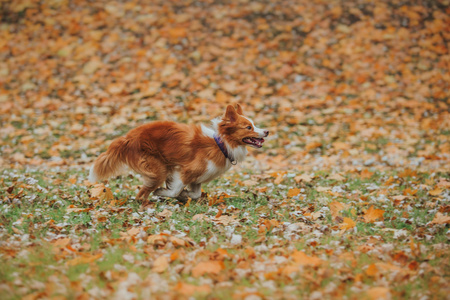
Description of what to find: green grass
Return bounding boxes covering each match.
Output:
[0,168,449,299]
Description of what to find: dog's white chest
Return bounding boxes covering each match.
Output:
[196,160,231,183]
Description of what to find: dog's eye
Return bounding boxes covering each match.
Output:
[246,126,252,130]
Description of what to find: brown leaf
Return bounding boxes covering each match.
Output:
[90,184,114,202]
[430,212,450,225]
[158,209,173,218]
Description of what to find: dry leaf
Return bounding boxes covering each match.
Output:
[294,174,313,183]
[152,255,169,273]
[66,253,102,266]
[158,209,173,218]
[329,201,348,218]
[363,206,385,223]
[174,282,211,296]
[192,260,224,277]
[340,217,356,231]
[429,188,443,196]
[430,212,450,225]
[292,251,322,266]
[90,184,114,202]
[287,188,301,197]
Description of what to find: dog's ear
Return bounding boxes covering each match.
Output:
[225,105,238,122]
[236,103,244,115]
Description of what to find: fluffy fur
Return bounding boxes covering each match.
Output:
[89,104,268,201]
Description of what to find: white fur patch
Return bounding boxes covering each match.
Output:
[201,124,215,138]
[88,165,98,183]
[196,160,231,183]
[244,116,265,137]
[225,144,247,163]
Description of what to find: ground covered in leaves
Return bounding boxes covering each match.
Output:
[1,0,449,299]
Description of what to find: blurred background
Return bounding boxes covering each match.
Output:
[0,0,449,174]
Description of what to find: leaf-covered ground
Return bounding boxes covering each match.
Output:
[0,0,449,299]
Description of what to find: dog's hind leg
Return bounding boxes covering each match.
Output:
[133,156,166,201]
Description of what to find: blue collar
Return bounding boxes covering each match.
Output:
[214,135,237,165]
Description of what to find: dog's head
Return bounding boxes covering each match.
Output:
[218,104,269,148]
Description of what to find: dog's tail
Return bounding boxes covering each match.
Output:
[89,137,128,182]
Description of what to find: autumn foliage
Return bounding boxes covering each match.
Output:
[0,0,449,299]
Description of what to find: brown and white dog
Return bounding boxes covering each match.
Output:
[88,104,268,201]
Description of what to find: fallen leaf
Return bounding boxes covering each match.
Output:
[366,287,391,300]
[192,260,224,277]
[174,282,211,296]
[429,188,443,196]
[363,206,385,223]
[287,188,301,197]
[340,217,356,231]
[329,201,348,218]
[158,209,173,218]
[66,253,102,266]
[430,212,450,225]
[152,255,169,273]
[291,251,322,266]
[294,174,313,183]
[90,184,114,202]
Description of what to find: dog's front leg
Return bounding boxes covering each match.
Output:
[176,183,202,202]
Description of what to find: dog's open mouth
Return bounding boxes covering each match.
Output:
[243,137,265,148]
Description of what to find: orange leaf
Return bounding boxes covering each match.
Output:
[291,251,322,266]
[329,201,348,218]
[287,188,301,197]
[360,169,374,179]
[66,253,102,266]
[366,263,379,277]
[429,188,443,196]
[152,255,169,273]
[366,287,390,300]
[363,206,385,223]
[340,217,356,231]
[174,282,211,296]
[192,260,224,277]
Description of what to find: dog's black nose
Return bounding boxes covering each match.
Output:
[264,130,269,137]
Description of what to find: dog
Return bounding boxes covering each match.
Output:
[88,104,269,201]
